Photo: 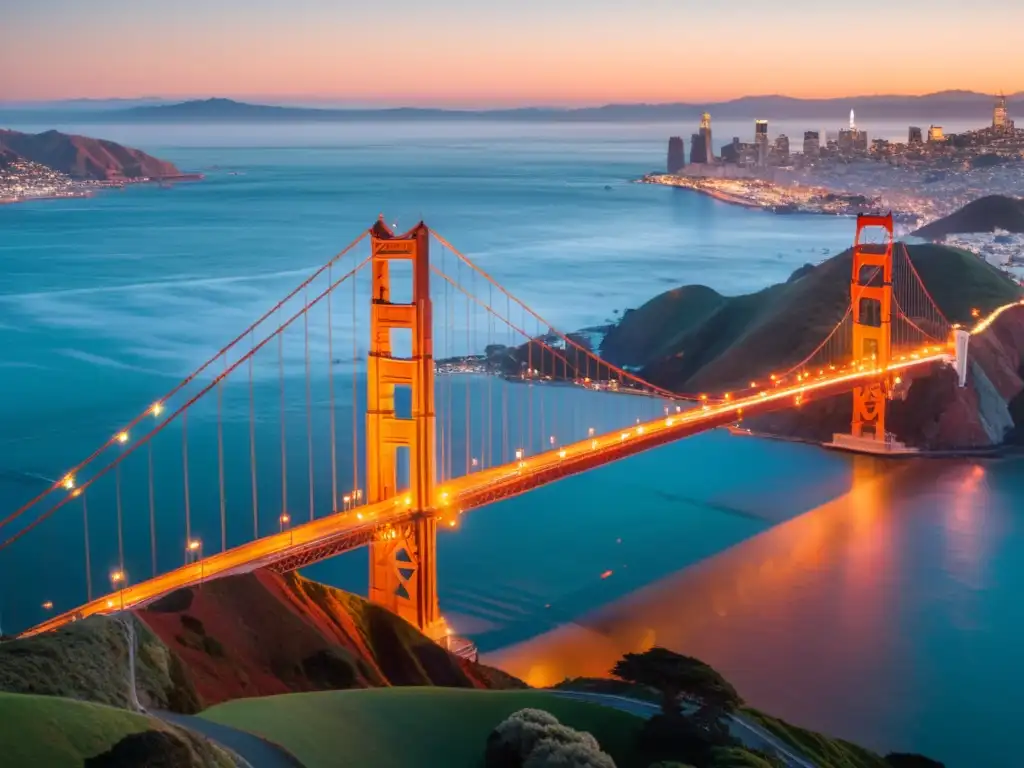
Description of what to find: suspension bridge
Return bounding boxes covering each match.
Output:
[3,213,1016,643]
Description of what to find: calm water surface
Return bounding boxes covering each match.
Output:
[0,121,1020,767]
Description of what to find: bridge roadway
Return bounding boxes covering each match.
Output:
[21,348,951,639]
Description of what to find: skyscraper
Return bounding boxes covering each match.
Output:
[699,112,714,164]
[774,134,790,163]
[754,119,769,168]
[690,133,707,165]
[993,93,1008,132]
[928,125,945,143]
[667,137,685,173]
[908,126,923,144]
[803,130,820,158]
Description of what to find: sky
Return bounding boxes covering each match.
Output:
[3,0,1023,106]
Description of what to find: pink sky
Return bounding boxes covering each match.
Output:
[3,1,1022,106]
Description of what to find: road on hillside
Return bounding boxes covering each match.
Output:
[550,690,816,768]
[156,710,305,768]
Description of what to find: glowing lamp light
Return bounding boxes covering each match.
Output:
[558,449,566,459]
[42,601,53,610]
[636,426,645,434]
[590,439,598,449]
[151,402,164,417]
[404,495,412,506]
[61,474,75,491]
[187,539,201,552]
[515,449,524,460]
[116,431,129,444]
[356,512,364,520]
[280,513,291,525]
[106,600,115,609]
[343,495,351,504]
[448,520,456,527]
[588,427,595,437]
[110,570,125,584]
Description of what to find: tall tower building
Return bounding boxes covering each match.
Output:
[803,130,820,158]
[690,133,707,165]
[667,136,685,173]
[908,126,923,144]
[993,93,1008,132]
[754,119,769,168]
[699,112,714,164]
[850,109,856,131]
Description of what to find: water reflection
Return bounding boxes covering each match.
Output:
[486,457,1024,768]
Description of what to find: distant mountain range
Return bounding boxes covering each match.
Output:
[1,91,1020,124]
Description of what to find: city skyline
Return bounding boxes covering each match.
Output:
[3,0,1024,105]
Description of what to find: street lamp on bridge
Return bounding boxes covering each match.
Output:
[187,539,203,588]
[110,570,127,612]
[280,513,293,545]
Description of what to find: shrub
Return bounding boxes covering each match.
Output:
[525,739,617,768]
[485,709,616,768]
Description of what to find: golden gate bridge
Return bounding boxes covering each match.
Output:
[2,213,1019,642]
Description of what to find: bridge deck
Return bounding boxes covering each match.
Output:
[22,350,950,639]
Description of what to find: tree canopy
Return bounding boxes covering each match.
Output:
[611,647,742,717]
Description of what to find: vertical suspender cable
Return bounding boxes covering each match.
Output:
[248,328,258,539]
[328,264,338,510]
[305,290,314,521]
[115,464,124,571]
[82,493,93,602]
[148,442,156,577]
[279,328,287,518]
[463,257,470,474]
[353,258,359,497]
[218,353,227,551]
[183,409,191,547]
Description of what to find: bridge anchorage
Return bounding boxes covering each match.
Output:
[5,212,1010,644]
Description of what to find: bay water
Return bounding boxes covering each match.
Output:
[0,119,1020,767]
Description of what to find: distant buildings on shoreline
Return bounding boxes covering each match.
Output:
[665,94,1022,177]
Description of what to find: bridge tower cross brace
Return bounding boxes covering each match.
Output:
[850,213,894,441]
[365,219,443,637]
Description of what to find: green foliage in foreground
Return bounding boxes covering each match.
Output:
[742,708,889,768]
[0,691,157,767]
[202,687,646,768]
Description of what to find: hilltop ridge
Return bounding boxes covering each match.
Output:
[600,243,1024,450]
[913,195,1024,239]
[2,90,1019,123]
[0,128,180,181]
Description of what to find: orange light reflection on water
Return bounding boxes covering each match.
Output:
[485,457,980,705]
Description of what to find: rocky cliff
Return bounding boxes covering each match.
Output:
[0,128,180,181]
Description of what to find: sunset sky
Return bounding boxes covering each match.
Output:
[3,0,1022,106]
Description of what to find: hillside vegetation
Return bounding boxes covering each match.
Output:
[913,195,1024,238]
[602,243,1020,393]
[137,569,523,706]
[0,129,180,180]
[202,687,645,768]
[0,614,200,712]
[0,692,231,768]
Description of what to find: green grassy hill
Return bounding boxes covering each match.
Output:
[601,243,1022,393]
[0,614,200,713]
[201,687,645,768]
[0,692,231,768]
[913,195,1024,238]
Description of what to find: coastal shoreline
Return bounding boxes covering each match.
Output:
[0,174,204,207]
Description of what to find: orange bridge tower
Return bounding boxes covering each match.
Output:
[849,213,894,443]
[365,218,443,637]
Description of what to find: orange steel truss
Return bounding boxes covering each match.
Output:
[365,219,442,635]
[850,213,894,441]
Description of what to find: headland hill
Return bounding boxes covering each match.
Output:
[0,128,201,205]
[450,200,1024,455]
[0,568,949,768]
